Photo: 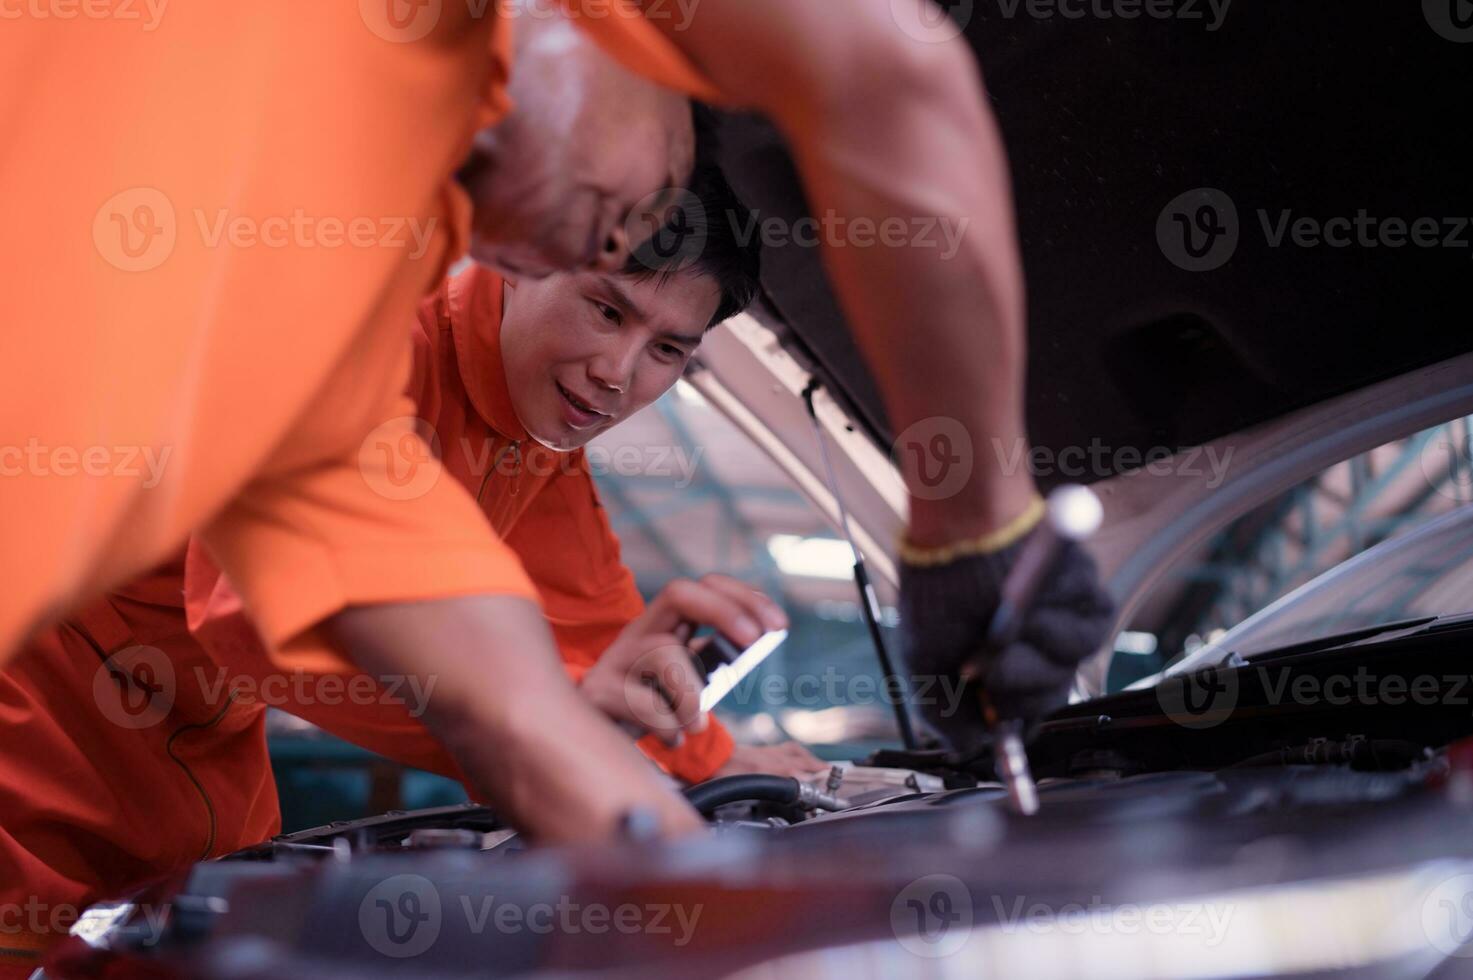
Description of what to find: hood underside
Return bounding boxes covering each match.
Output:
[710,3,1473,470]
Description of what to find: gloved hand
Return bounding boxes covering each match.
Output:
[899,525,1114,753]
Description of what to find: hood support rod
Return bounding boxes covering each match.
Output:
[802,380,919,750]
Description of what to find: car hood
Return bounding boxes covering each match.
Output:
[696,4,1473,696]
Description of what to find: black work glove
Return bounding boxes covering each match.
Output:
[899,531,1114,753]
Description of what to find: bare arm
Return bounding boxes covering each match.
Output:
[325,594,704,842]
[641,0,1037,544]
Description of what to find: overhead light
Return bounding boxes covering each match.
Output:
[767,534,854,580]
[1114,630,1159,656]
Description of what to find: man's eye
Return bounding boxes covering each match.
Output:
[654,343,686,361]
[593,301,621,325]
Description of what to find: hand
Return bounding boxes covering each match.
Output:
[580,575,788,747]
[325,595,705,843]
[900,529,1114,752]
[714,741,828,779]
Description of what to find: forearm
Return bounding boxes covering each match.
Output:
[635,0,1037,543]
[779,48,1035,544]
[324,594,703,842]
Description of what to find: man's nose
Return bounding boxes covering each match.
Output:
[588,342,640,394]
[590,225,629,274]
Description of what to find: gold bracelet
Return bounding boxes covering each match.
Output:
[898,496,1046,568]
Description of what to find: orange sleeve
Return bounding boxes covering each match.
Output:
[559,0,725,103]
[0,7,506,662]
[184,543,468,781]
[504,460,733,783]
[197,395,539,676]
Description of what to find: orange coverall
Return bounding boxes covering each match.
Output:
[0,2,718,663]
[0,6,723,969]
[0,264,734,968]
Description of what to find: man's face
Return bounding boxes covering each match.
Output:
[500,269,721,450]
[460,18,694,277]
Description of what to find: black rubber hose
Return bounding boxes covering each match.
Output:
[683,774,801,815]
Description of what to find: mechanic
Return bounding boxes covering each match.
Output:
[0,0,1111,855]
[0,170,824,969]
[0,104,825,980]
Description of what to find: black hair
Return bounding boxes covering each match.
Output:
[623,105,762,330]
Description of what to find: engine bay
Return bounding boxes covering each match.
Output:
[43,622,1473,979]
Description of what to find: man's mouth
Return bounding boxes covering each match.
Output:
[556,382,612,430]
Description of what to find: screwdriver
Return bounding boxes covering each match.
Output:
[961,484,1104,815]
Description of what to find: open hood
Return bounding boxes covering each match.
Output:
[696,3,1473,696]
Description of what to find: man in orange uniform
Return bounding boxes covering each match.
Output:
[0,153,824,970]
[0,0,1112,876]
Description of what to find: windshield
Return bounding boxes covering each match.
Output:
[1165,502,1473,674]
